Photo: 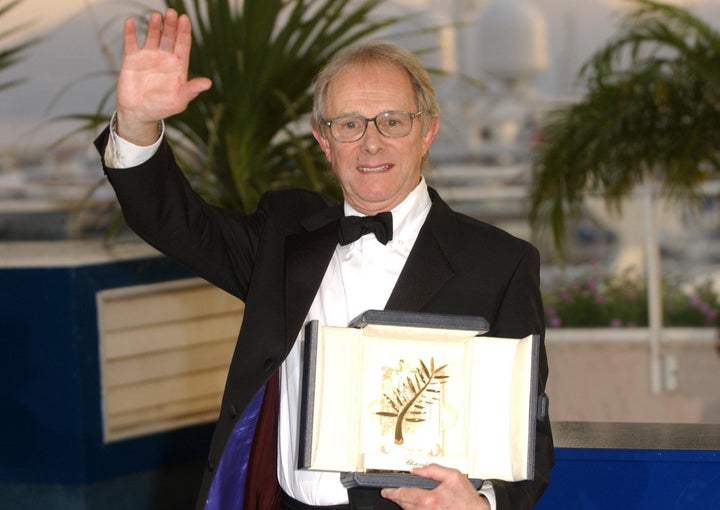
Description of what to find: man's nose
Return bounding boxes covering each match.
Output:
[361,120,384,152]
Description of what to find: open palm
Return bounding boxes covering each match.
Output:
[116,8,211,143]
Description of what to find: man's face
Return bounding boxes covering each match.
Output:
[312,60,439,215]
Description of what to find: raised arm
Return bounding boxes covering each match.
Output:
[116,8,212,145]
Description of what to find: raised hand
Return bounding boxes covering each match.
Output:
[116,8,212,145]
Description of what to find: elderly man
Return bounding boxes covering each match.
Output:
[95,8,553,510]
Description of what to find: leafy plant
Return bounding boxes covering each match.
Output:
[543,266,720,328]
[0,0,39,92]
[530,0,720,254]
[162,0,408,211]
[74,0,404,214]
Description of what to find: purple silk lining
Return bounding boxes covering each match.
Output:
[204,386,265,510]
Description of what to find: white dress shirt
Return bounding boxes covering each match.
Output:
[277,176,432,505]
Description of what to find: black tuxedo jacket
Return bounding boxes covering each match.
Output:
[96,129,553,510]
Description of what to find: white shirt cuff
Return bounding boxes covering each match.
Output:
[479,480,497,510]
[104,112,164,169]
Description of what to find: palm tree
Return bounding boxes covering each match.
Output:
[0,0,39,92]
[529,0,720,253]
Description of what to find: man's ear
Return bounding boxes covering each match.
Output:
[312,123,332,162]
[422,115,440,155]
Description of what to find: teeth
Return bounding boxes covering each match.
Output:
[359,165,390,173]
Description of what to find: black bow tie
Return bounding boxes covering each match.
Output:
[338,211,393,246]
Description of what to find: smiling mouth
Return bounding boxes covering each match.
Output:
[358,164,391,173]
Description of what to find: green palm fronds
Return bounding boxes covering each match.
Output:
[163,0,404,212]
[530,0,720,253]
[0,0,39,92]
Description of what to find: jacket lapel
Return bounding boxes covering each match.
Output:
[385,189,455,312]
[284,206,343,342]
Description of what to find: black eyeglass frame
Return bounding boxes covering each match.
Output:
[322,111,424,143]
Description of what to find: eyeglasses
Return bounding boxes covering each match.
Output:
[323,111,423,143]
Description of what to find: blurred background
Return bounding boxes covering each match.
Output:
[3,0,720,423]
[1,1,720,508]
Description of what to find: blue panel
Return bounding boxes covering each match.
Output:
[0,459,205,510]
[0,267,85,482]
[0,256,217,484]
[537,447,720,510]
[71,257,210,482]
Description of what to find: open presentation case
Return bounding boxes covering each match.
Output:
[297,310,541,491]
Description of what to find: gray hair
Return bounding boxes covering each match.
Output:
[311,40,440,135]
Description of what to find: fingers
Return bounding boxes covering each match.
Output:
[183,76,214,103]
[143,10,164,49]
[132,8,181,52]
[123,17,138,54]
[381,485,427,509]
[174,13,194,74]
[411,463,458,482]
[158,8,179,52]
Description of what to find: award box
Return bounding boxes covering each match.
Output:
[297,310,542,490]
